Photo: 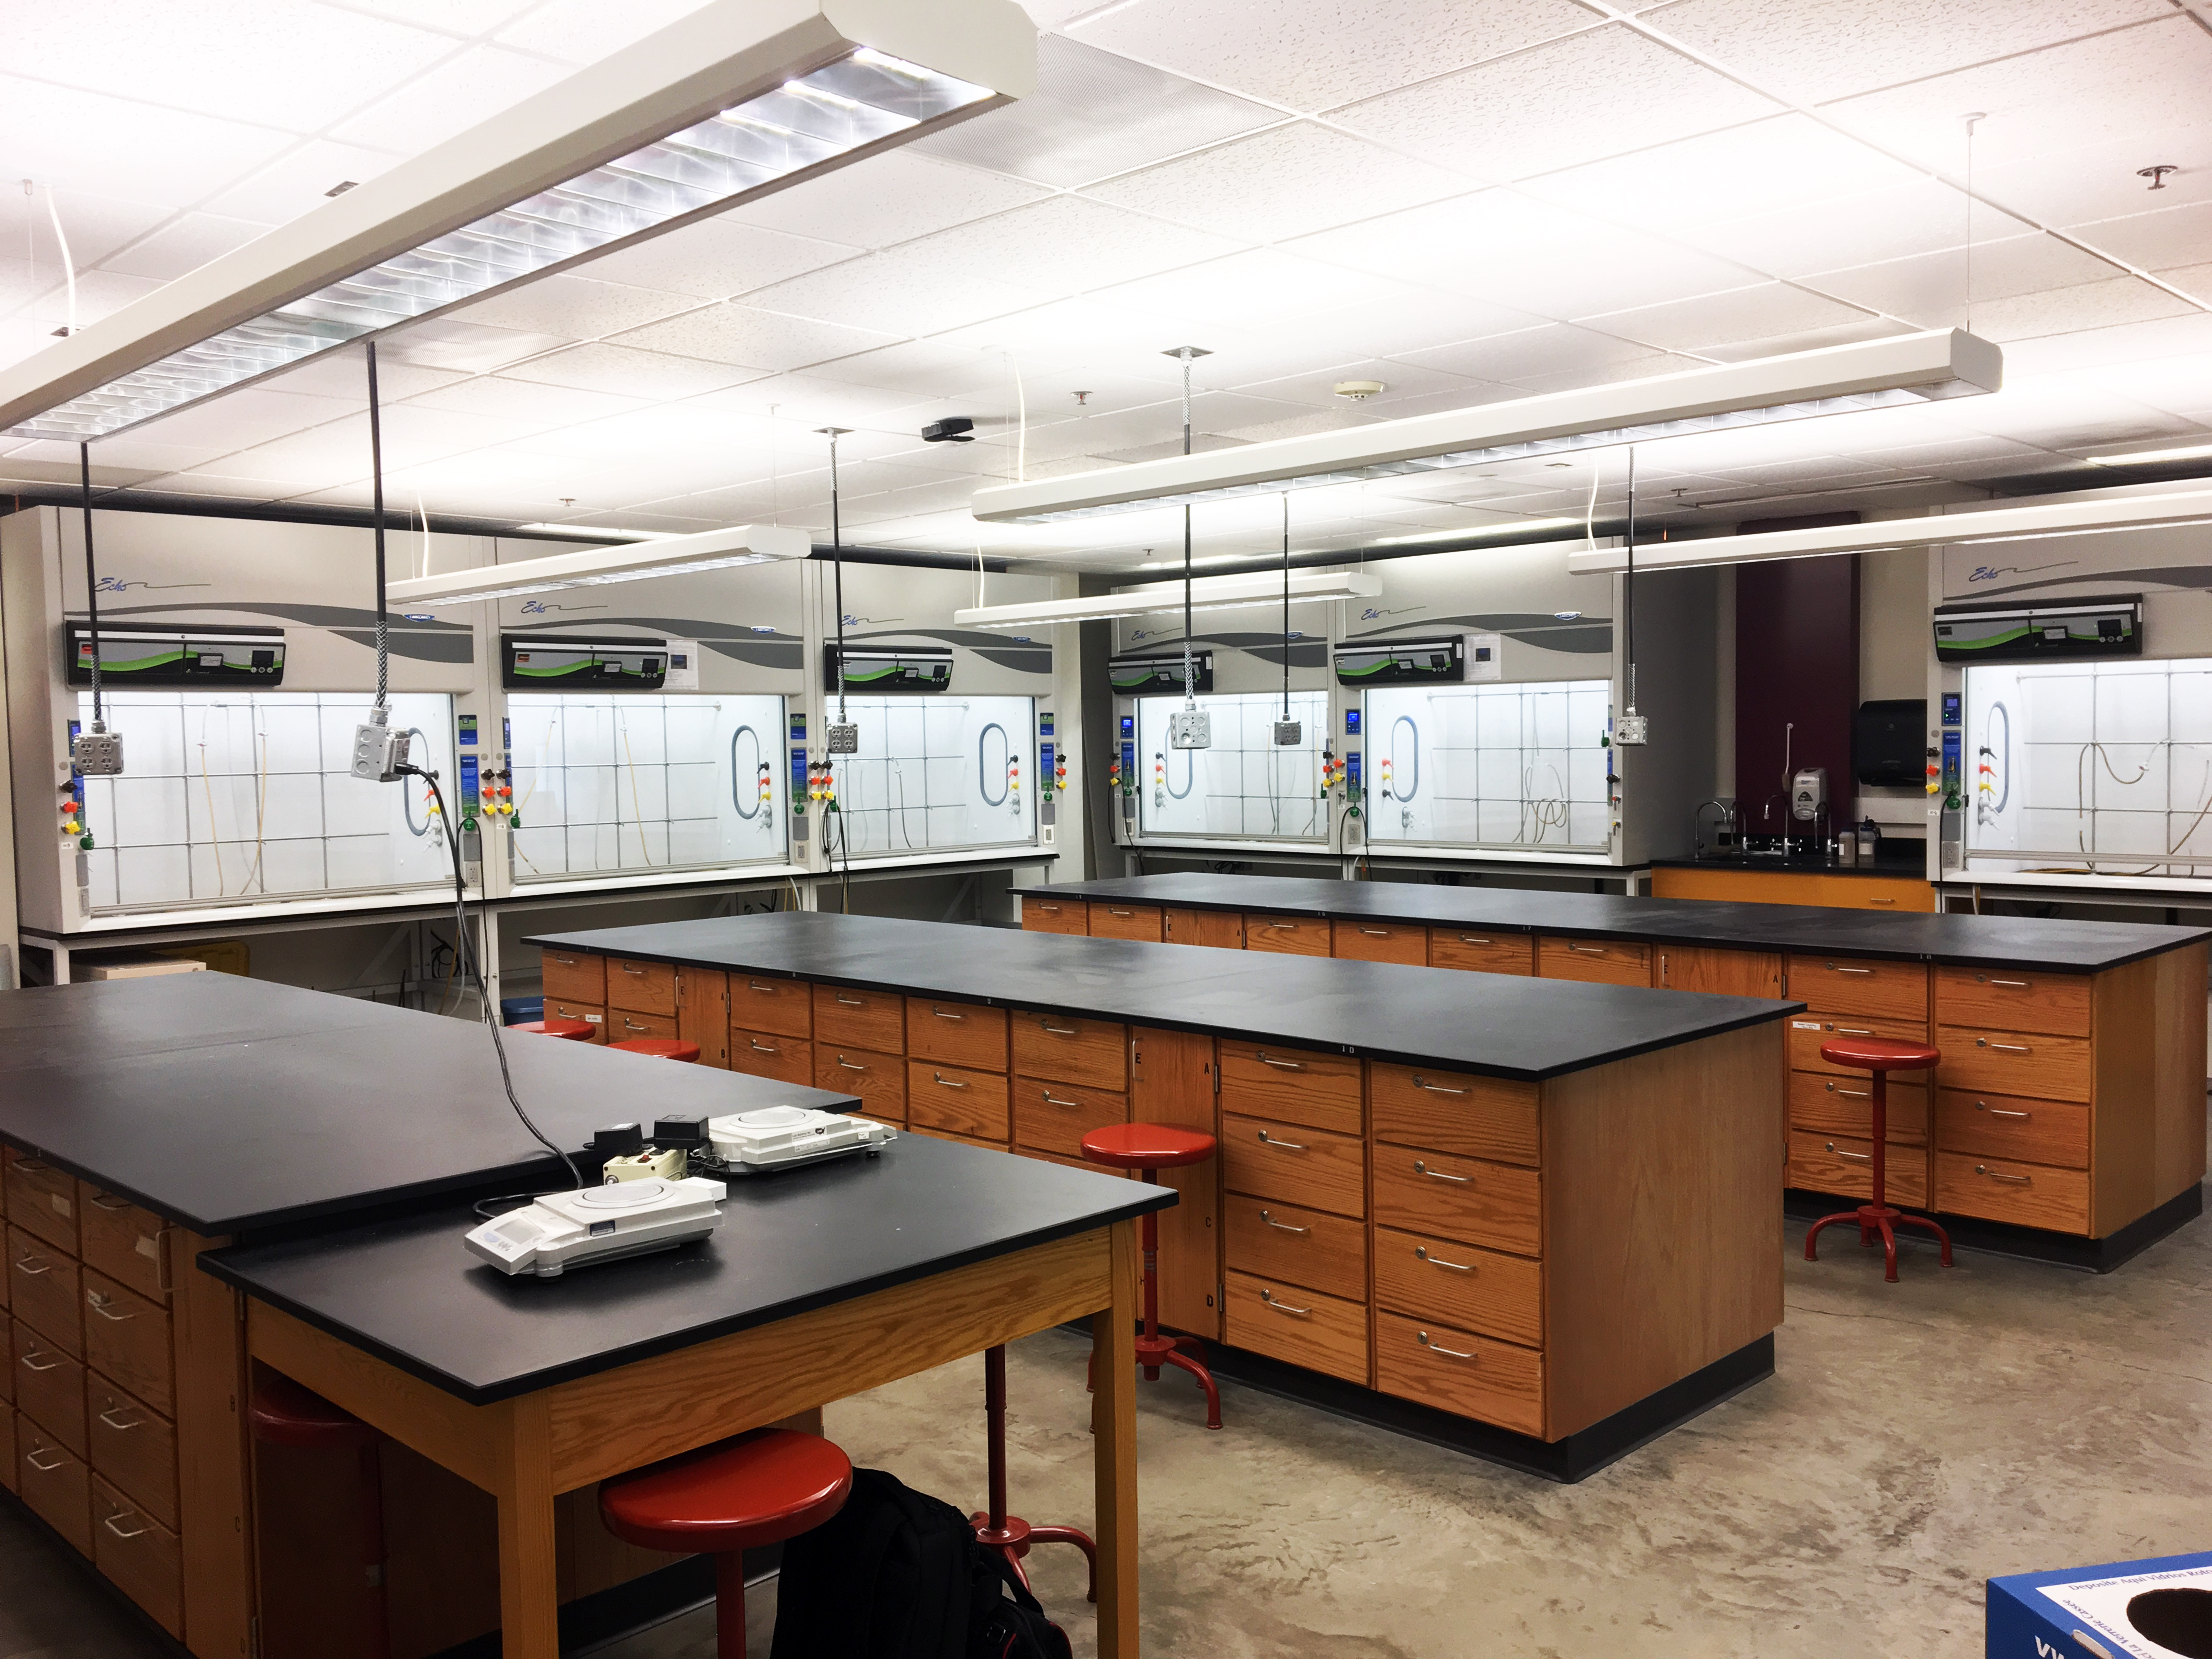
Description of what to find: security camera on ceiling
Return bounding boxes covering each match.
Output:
[922,417,975,443]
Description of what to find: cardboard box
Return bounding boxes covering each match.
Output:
[1990,1551,2212,1658]
[79,955,208,981]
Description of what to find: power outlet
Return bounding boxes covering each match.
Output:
[70,728,124,776]
[350,716,411,782]
[1169,709,1211,749]
[1614,713,1649,747]
[1273,719,1302,746]
[825,722,859,755]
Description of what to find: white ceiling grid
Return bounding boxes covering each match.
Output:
[0,0,2205,569]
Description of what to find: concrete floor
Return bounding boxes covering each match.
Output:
[8,1214,2208,1659]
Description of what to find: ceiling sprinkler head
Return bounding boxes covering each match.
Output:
[1334,380,1385,401]
[1072,390,1092,406]
[2139,164,2178,190]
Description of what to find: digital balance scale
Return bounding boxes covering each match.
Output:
[705,1105,896,1172]
[465,1176,726,1278]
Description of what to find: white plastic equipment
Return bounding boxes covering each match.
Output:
[463,1175,725,1277]
[706,1105,895,1172]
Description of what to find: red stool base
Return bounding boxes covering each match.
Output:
[512,1018,594,1041]
[973,1346,1096,1603]
[1805,1202,1954,1283]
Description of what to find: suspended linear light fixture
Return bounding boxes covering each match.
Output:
[0,0,1034,439]
[971,330,2001,524]
[389,522,811,608]
[954,570,1381,630]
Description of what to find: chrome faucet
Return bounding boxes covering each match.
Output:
[1693,798,1738,857]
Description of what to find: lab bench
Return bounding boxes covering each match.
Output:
[1019,872,2212,1270]
[1647,851,1937,912]
[523,911,1801,1481]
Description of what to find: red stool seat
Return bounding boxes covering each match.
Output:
[601,1429,852,1659]
[609,1038,701,1063]
[1805,1039,1951,1282]
[1079,1122,1216,1169]
[250,1370,376,1451]
[1817,1037,1939,1072]
[512,1018,594,1041]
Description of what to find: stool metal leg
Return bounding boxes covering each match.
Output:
[1804,1064,1954,1280]
[715,1549,748,1659]
[971,1345,1098,1603]
[358,1440,390,1659]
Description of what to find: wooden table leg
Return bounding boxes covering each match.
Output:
[495,1393,561,1659]
[1093,1217,1140,1659]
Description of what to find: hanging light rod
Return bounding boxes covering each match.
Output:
[954,569,1381,630]
[389,522,810,608]
[0,0,1033,441]
[971,330,2001,524]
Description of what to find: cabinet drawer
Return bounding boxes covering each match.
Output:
[545,999,607,1041]
[1020,897,1088,936]
[1787,1130,1927,1208]
[1010,1012,1127,1091]
[1935,1151,2090,1234]
[1787,1015,1931,1078]
[2,1318,10,1402]
[1934,1089,2090,1169]
[1787,1072,1928,1143]
[907,1062,1011,1143]
[539,948,605,1006]
[10,1228,81,1357]
[1785,954,1927,1020]
[1164,907,1243,950]
[608,1009,678,1044]
[812,1046,907,1125]
[813,985,907,1053]
[1087,902,1162,942]
[94,1475,184,1637]
[80,1194,168,1305]
[1373,1227,1544,1350]
[1375,1310,1544,1438]
[1331,920,1426,966]
[83,1273,171,1417]
[87,1380,176,1532]
[1217,1043,1361,1136]
[1935,1026,2091,1103]
[1220,1114,1366,1219]
[18,1416,91,1556]
[1222,1270,1367,1385]
[729,1030,812,1088]
[18,1337,86,1454]
[1653,946,1783,998]
[1427,929,1534,975]
[5,1158,80,1252]
[1935,966,2091,1038]
[1371,1147,1541,1257]
[1244,914,1329,956]
[907,1124,1012,1154]
[729,975,812,1039]
[1011,1079,1127,1159]
[906,998,1009,1072]
[1537,936,1650,986]
[1371,1065,1540,1167]
[1222,1196,1366,1302]
[0,1408,12,1495]
[607,957,677,1016]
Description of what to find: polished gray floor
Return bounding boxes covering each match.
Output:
[8,1214,2207,1658]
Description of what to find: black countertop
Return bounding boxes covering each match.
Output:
[0,974,861,1236]
[1027,873,2210,973]
[201,1133,1171,1404]
[524,912,1801,1082]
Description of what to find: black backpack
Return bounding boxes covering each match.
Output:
[770,1467,1072,1659]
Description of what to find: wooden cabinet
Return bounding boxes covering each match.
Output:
[544,999,606,1041]
[1216,1043,1360,1135]
[1243,913,1329,956]
[1653,946,1781,997]
[80,1194,168,1305]
[87,1378,177,1531]
[1087,902,1162,942]
[674,967,728,1070]
[1130,1026,1220,1337]
[1935,1090,2088,1169]
[1164,907,1242,949]
[729,1030,811,1087]
[19,1415,91,1554]
[18,1333,86,1453]
[1331,920,1426,966]
[1935,1151,2090,1232]
[1010,1012,1127,1092]
[812,985,905,1053]
[1788,1130,1927,1208]
[906,1062,1010,1143]
[1426,929,1534,975]
[1789,1072,1927,1143]
[1537,936,1649,986]
[6,1158,80,1252]
[729,975,811,1039]
[1935,1026,2091,1103]
[1370,1066,1538,1166]
[906,998,1009,1072]
[539,949,604,1008]
[1935,966,2091,1037]
[1224,1197,1364,1303]
[606,959,677,1018]
[1374,1310,1544,1438]
[1373,1228,1543,1350]
[1650,865,1934,912]
[1784,954,1927,1020]
[1220,1114,1365,1217]
[608,1009,678,1045]
[812,1046,906,1124]
[1019,896,1087,935]
[94,1473,184,1636]
[1222,1270,1367,1385]
[1371,1146,1541,1259]
[83,1272,172,1416]
[10,1226,81,1357]
[1011,1078,1126,1160]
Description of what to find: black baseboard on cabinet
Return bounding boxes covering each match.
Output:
[1784,1183,2202,1273]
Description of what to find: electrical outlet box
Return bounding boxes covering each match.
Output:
[1273,719,1302,746]
[350,716,410,782]
[1169,709,1211,749]
[825,722,859,755]
[1615,712,1649,746]
[70,728,124,776]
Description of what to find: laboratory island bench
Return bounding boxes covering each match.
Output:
[0,970,1168,1659]
[525,909,1805,1484]
[1020,871,2212,1270]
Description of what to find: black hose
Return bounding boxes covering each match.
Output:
[400,730,432,834]
[978,720,1010,806]
[730,724,764,820]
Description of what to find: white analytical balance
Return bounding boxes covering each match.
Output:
[465,1176,726,1278]
[706,1105,896,1172]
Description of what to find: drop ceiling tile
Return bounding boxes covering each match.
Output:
[2069,201,2212,275]
[1581,282,1879,352]
[1334,24,1780,186]
[797,341,1011,400]
[382,317,574,375]
[1511,351,1712,393]
[605,304,900,372]
[1645,0,2168,105]
[331,0,540,35]
[736,250,1056,338]
[1227,359,1496,412]
[492,0,713,60]
[900,196,1247,297]
[1689,179,2035,278]
[1697,316,1920,361]
[0,75,296,208]
[1064,0,1596,113]
[113,386,357,452]
[128,471,291,501]
[498,341,763,399]
[1089,249,1422,331]
[1804,233,2134,330]
[0,191,178,281]
[1395,323,1673,385]
[198,138,406,224]
[726,153,1051,250]
[257,353,462,402]
[401,375,645,426]
[1968,274,2198,342]
[566,217,858,299]
[1473,236,1770,321]
[329,44,573,150]
[448,274,702,339]
[98,213,274,282]
[911,34,1278,188]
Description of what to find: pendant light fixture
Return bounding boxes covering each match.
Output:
[820,427,858,755]
[1273,493,1300,746]
[1165,346,1211,751]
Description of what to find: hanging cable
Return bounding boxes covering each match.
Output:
[1623,446,1638,721]
[1281,493,1292,721]
[44,184,77,338]
[367,341,389,713]
[79,442,103,734]
[1180,352,1196,709]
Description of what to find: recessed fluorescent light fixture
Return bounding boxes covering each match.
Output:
[972,330,2001,524]
[1567,489,2212,575]
[2084,441,2212,466]
[0,0,1033,440]
[389,522,810,608]
[955,570,1381,630]
[512,523,681,542]
[1373,517,1579,546]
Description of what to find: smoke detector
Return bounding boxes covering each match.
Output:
[1333,380,1385,401]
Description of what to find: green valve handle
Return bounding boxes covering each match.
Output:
[79,834,95,849]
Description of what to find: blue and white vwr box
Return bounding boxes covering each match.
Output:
[1990,1551,2212,1659]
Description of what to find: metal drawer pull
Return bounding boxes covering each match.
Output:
[102,1513,149,1540]
[621,964,647,975]
[25,1447,66,1472]
[1256,1129,1307,1150]
[1359,927,1391,937]
[1824,1144,1871,1162]
[1411,1075,1466,1095]
[835,993,868,1006]
[1418,1331,1477,1360]
[933,1072,968,1089]
[1977,1165,2031,1182]
[1108,908,1136,917]
[1259,1210,1309,1234]
[1977,1039,2031,1053]
[1832,1026,1875,1037]
[623,1018,650,1032]
[1416,1246,1474,1272]
[1255,1051,1305,1071]
[1458,936,1494,946]
[1042,1091,1083,1108]
[1826,964,1873,974]
[18,1158,52,1172]
[1268,920,1300,929]
[931,1007,967,1020]
[1258,1288,1311,1316]
[836,1056,870,1071]
[15,1255,51,1275]
[90,1194,133,1211]
[1867,897,1897,905]
[1977,1102,2032,1118]
[1568,943,1607,955]
[1989,978,2030,988]
[747,981,778,992]
[1824,1083,1871,1098]
[22,1350,62,1371]
[87,1292,134,1321]
[1413,1159,1470,1182]
[748,1040,779,1054]
[98,1408,144,1431]
[1041,1023,1079,1036]
[1035,903,1061,912]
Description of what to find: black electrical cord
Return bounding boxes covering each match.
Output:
[79,442,102,730]
[403,762,582,1195]
[1281,493,1291,721]
[1623,445,1637,720]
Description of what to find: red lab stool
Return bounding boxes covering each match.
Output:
[250,1370,390,1659]
[1804,1036,1952,1283]
[599,1428,852,1659]
[1078,1121,1222,1430]
[971,1343,1097,1601]
[610,1038,702,1062]
[512,1017,595,1041]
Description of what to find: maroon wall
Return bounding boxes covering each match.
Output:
[1735,554,1860,833]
